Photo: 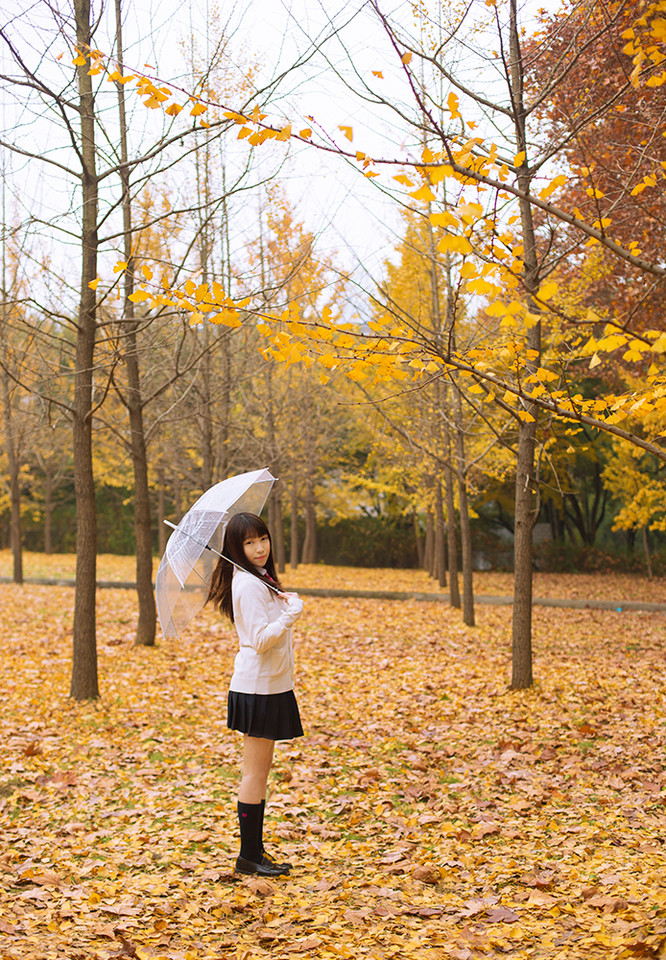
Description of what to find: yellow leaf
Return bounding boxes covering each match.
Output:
[372,70,384,78]
[393,174,414,186]
[430,164,454,183]
[409,184,436,202]
[589,353,601,369]
[88,278,100,290]
[72,55,87,66]
[437,235,473,255]
[129,289,150,303]
[513,151,526,167]
[401,51,412,64]
[113,261,128,273]
[537,281,558,301]
[430,211,458,227]
[447,91,460,119]
[275,124,292,141]
[165,103,183,116]
[339,125,353,141]
[299,128,312,138]
[190,103,207,117]
[518,410,536,422]
[142,265,153,281]
[468,277,495,295]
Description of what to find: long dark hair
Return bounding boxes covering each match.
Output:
[206,512,282,622]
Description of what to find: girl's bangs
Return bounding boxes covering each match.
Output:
[235,513,269,539]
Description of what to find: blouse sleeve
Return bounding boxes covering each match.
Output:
[234,578,303,655]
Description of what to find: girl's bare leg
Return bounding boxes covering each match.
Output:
[238,736,275,803]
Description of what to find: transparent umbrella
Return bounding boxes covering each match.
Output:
[155,467,276,638]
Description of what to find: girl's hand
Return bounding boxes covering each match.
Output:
[278,591,299,600]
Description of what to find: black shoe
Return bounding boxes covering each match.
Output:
[235,855,290,877]
[262,850,294,870]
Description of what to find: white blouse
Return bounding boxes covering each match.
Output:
[228,568,304,695]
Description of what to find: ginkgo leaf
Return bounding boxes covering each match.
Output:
[128,289,150,303]
[430,211,459,227]
[339,125,353,141]
[537,281,558,301]
[401,51,412,64]
[437,235,473,255]
[447,91,461,119]
[409,184,436,201]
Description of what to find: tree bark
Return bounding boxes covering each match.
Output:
[70,0,99,700]
[0,359,22,584]
[444,429,460,609]
[434,480,446,588]
[424,509,434,576]
[642,525,652,579]
[509,0,540,690]
[289,468,299,570]
[454,387,474,626]
[272,484,286,573]
[301,471,316,564]
[114,0,156,647]
[413,511,424,568]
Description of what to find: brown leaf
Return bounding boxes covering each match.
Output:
[412,863,440,884]
[486,905,520,923]
[285,937,323,952]
[244,876,277,897]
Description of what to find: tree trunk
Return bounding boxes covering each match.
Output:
[1,189,22,584]
[157,467,167,556]
[413,511,424,569]
[290,470,299,570]
[0,368,22,584]
[643,525,653,579]
[114,0,156,647]
[424,509,434,576]
[444,428,461,609]
[511,420,536,688]
[509,0,540,690]
[44,469,53,555]
[301,472,316,564]
[454,388,474,626]
[70,0,99,699]
[434,480,447,588]
[272,484,286,573]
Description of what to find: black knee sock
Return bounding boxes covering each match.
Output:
[237,802,263,862]
[259,798,266,853]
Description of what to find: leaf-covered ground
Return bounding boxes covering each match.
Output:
[1,568,665,959]
[2,550,666,603]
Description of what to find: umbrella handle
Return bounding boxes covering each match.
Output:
[163,519,283,595]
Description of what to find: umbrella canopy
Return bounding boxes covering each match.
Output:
[156,467,276,638]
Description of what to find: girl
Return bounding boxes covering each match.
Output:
[207,511,303,877]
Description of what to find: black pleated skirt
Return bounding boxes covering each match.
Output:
[227,689,303,740]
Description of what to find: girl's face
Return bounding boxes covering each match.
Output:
[243,531,271,569]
